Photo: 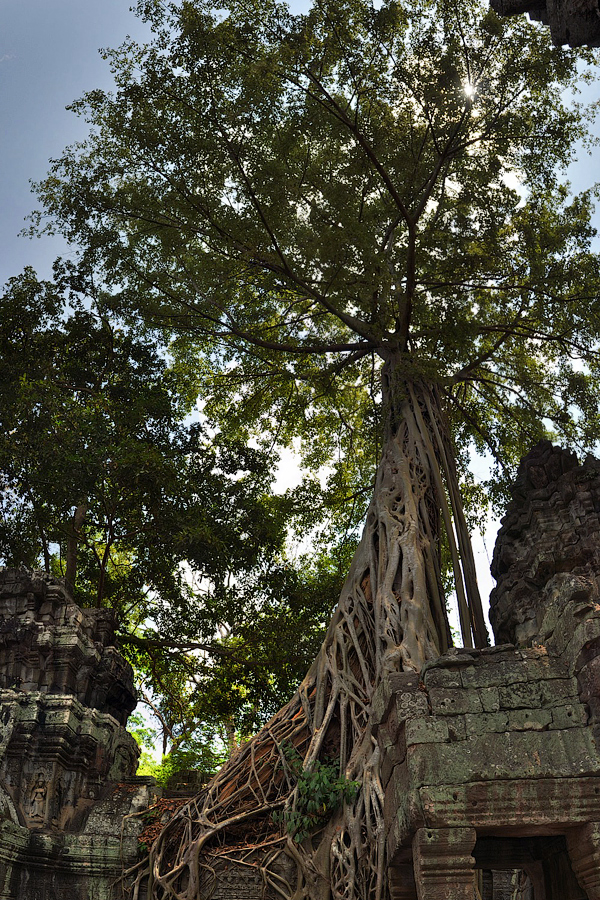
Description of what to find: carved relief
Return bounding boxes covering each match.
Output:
[0,569,140,833]
[28,773,47,823]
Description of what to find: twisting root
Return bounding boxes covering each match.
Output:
[130,380,487,900]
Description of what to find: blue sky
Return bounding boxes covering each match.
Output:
[0,0,313,287]
[0,0,153,285]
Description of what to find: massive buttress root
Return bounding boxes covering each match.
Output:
[136,380,487,900]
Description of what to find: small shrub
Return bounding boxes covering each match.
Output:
[273,744,360,843]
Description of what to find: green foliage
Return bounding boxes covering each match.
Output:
[151,739,227,788]
[0,268,341,757]
[273,744,360,842]
[129,713,159,753]
[10,0,600,771]
[29,0,600,526]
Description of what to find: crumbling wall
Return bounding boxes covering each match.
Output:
[0,568,157,900]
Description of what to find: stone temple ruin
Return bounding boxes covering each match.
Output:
[1,440,600,898]
[0,568,157,899]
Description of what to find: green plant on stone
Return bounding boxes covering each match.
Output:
[273,744,360,843]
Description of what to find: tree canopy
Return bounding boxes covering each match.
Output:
[33,0,600,512]
[0,266,342,761]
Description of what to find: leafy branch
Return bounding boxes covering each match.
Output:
[273,743,360,843]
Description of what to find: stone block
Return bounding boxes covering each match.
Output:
[395,690,429,722]
[479,687,501,712]
[379,722,407,789]
[371,673,420,728]
[540,677,579,706]
[464,711,509,736]
[405,718,449,745]
[447,716,467,742]
[557,606,600,668]
[420,776,600,830]
[461,659,525,689]
[407,727,600,787]
[498,681,541,709]
[211,866,264,900]
[412,827,476,900]
[385,763,425,852]
[385,690,427,742]
[508,708,552,731]
[550,704,588,729]
[566,822,600,899]
[388,858,418,900]
[429,688,482,717]
[423,666,462,689]
[380,743,400,791]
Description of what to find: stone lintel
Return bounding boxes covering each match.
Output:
[419,777,600,831]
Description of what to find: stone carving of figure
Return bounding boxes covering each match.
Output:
[30,774,47,820]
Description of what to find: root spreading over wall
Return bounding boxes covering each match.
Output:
[132,380,487,900]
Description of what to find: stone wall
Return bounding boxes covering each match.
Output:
[490,441,600,648]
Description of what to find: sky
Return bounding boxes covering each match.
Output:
[0,0,154,286]
[1,0,599,636]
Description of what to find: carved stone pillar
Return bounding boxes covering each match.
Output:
[412,827,477,900]
[566,823,600,899]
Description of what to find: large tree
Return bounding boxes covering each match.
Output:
[0,267,336,760]
[30,0,600,897]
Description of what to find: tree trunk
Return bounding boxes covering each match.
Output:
[64,503,86,594]
[142,378,487,900]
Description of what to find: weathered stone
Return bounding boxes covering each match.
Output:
[378,721,407,789]
[461,659,525,689]
[420,777,600,829]
[405,717,449,745]
[566,822,600,899]
[491,0,600,49]
[380,445,600,900]
[498,681,541,709]
[371,672,421,728]
[446,715,467,742]
[464,711,509,736]
[395,690,429,722]
[385,763,425,855]
[490,443,600,648]
[422,666,462,689]
[412,827,476,900]
[0,569,158,899]
[550,704,588,730]
[507,708,552,731]
[428,688,483,716]
[478,687,501,712]
[415,728,600,786]
[540,677,579,705]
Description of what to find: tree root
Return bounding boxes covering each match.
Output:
[131,380,487,900]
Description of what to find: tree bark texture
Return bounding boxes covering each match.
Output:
[136,380,487,900]
[65,503,87,594]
